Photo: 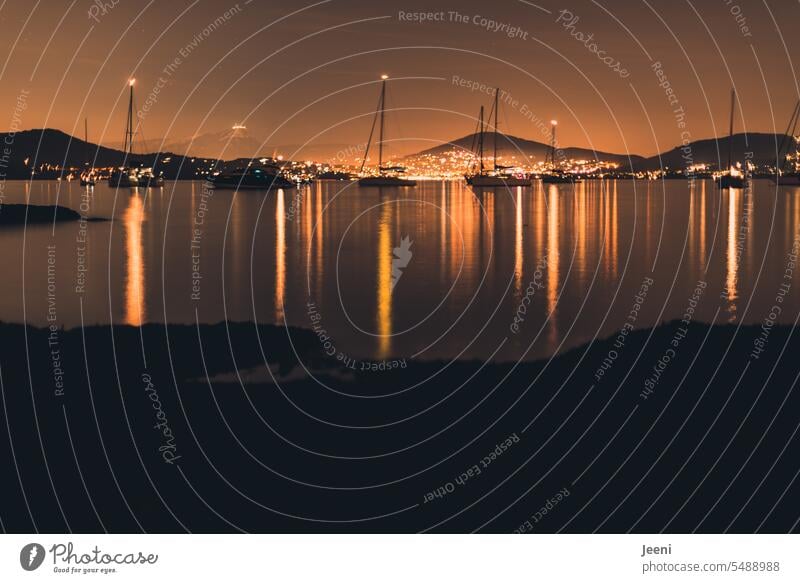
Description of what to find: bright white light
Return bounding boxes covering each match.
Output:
[381,74,389,80]
[129,78,136,86]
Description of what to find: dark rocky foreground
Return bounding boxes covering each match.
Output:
[0,204,81,225]
[0,320,798,533]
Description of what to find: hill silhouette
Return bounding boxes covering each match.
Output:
[406,131,792,172]
[408,132,647,169]
[0,128,793,178]
[0,129,219,179]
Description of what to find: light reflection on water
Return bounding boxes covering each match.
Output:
[1,179,798,362]
[275,188,286,324]
[123,193,145,326]
[376,202,393,359]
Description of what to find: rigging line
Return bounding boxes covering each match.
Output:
[777,101,800,173]
[359,86,382,173]
[467,114,481,173]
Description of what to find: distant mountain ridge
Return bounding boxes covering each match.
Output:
[406,131,793,171]
[640,132,790,170]
[408,133,647,169]
[0,128,793,178]
[1,129,178,166]
[0,129,216,179]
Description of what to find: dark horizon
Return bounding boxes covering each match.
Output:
[0,126,792,171]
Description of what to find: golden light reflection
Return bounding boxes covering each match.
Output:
[314,183,324,299]
[603,181,612,278]
[547,185,560,343]
[302,183,314,293]
[275,189,286,323]
[514,187,523,296]
[440,183,448,288]
[449,184,463,284]
[745,188,754,268]
[458,184,483,289]
[611,180,618,279]
[534,183,545,257]
[123,194,145,326]
[689,184,696,273]
[229,188,246,289]
[575,181,587,285]
[377,203,393,358]
[645,181,653,261]
[699,181,707,270]
[794,193,800,286]
[725,188,739,320]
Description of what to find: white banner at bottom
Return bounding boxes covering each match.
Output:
[1,535,797,582]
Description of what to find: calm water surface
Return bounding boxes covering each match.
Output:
[2,178,799,361]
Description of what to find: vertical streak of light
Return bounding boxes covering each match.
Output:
[794,192,800,285]
[314,183,323,301]
[450,184,462,285]
[726,188,739,320]
[482,190,494,282]
[441,183,448,287]
[514,187,523,296]
[645,181,652,262]
[576,180,587,286]
[611,179,619,280]
[230,190,246,311]
[534,181,545,257]
[275,189,286,324]
[470,188,491,294]
[745,186,754,269]
[123,194,145,326]
[604,181,611,278]
[547,185,560,344]
[377,203,393,358]
[699,181,707,270]
[688,182,696,274]
[786,184,792,244]
[303,183,313,274]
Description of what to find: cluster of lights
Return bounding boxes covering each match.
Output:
[394,149,622,178]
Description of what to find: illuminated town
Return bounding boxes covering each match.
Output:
[18,130,799,184]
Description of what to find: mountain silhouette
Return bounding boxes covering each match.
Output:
[407,132,647,169]
[405,131,792,172]
[0,129,217,179]
[0,128,793,177]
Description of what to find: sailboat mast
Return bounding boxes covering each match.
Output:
[493,88,499,170]
[727,88,735,171]
[378,77,386,172]
[126,79,135,158]
[84,117,89,169]
[478,106,484,174]
[549,120,557,170]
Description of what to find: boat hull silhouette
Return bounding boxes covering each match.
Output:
[208,171,294,190]
[541,173,576,184]
[108,170,139,187]
[466,174,530,187]
[716,174,746,189]
[358,176,416,187]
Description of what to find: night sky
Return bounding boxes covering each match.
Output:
[1,0,798,159]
